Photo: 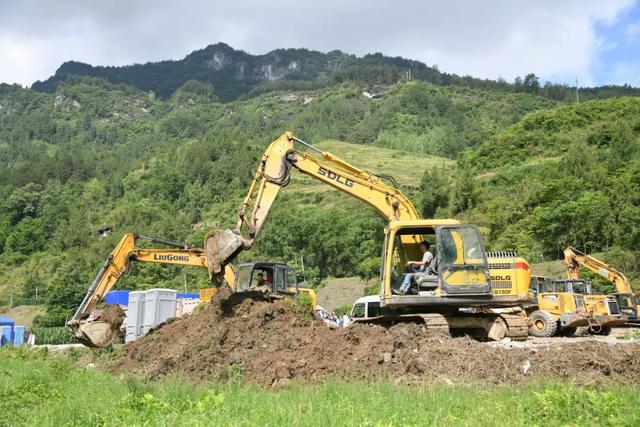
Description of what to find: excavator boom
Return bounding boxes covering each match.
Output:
[205,132,422,276]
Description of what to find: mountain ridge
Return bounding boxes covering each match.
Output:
[32,42,640,102]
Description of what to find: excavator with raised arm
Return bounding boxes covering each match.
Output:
[67,233,233,347]
[205,132,532,340]
[564,246,640,324]
[68,233,315,347]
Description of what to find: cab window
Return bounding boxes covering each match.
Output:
[274,269,285,292]
[235,267,252,292]
[367,302,380,317]
[286,270,297,288]
[352,303,366,318]
[440,227,485,266]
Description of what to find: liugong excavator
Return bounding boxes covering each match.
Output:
[564,246,640,324]
[69,233,315,347]
[205,132,532,340]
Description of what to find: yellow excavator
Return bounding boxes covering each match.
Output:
[204,132,533,340]
[564,246,639,324]
[68,233,315,347]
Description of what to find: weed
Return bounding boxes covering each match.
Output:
[1,347,640,426]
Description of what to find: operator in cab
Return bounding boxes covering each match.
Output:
[398,241,433,295]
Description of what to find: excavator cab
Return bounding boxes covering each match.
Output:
[233,262,298,295]
[384,222,491,305]
[232,262,317,307]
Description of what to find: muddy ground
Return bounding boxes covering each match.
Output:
[113,288,640,387]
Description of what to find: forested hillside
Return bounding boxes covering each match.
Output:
[2,59,640,324]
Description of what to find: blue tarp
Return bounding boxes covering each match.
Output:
[0,317,14,326]
[105,291,200,307]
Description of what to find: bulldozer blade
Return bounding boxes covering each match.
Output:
[204,229,245,277]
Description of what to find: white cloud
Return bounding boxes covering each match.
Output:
[626,20,640,38]
[612,61,640,86]
[0,0,635,86]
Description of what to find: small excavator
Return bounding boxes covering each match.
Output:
[204,132,533,340]
[68,233,315,347]
[564,246,640,325]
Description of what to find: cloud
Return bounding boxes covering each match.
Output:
[0,0,635,86]
[626,20,640,38]
[612,60,640,86]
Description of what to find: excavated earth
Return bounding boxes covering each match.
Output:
[113,287,640,387]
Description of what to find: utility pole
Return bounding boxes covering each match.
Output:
[575,77,579,104]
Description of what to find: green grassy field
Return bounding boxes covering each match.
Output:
[2,347,639,427]
[289,139,453,193]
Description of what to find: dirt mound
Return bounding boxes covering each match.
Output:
[115,289,640,386]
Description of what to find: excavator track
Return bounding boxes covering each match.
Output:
[418,313,529,341]
[500,314,530,340]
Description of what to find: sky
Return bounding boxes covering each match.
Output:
[0,0,639,88]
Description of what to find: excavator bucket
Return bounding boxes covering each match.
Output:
[204,229,245,278]
[71,320,118,348]
[67,306,125,348]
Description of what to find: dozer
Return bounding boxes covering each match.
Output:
[552,278,627,335]
[564,246,640,324]
[204,132,533,340]
[524,275,626,337]
[68,233,315,347]
[526,276,591,337]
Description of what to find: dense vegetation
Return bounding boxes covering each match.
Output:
[2,50,640,324]
[459,98,640,284]
[2,347,639,426]
[33,43,640,102]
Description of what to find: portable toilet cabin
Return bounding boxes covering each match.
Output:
[0,317,15,346]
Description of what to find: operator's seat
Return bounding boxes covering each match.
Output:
[414,273,438,290]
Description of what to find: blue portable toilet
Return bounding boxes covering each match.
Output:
[0,317,15,346]
[14,326,26,346]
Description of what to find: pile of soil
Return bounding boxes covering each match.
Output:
[115,288,640,386]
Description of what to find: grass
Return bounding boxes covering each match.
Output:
[31,327,79,345]
[2,347,640,426]
[0,304,46,328]
[289,139,453,194]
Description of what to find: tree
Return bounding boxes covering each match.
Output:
[451,171,478,214]
[523,73,540,94]
[419,167,451,217]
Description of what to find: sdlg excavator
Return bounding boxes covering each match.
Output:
[204,132,533,340]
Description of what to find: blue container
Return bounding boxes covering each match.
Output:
[105,290,131,306]
[177,293,200,300]
[13,326,25,346]
[106,291,199,307]
[0,317,15,346]
[0,325,14,346]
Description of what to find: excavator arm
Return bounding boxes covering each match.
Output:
[68,233,235,347]
[564,246,633,294]
[205,131,421,276]
[564,246,639,321]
